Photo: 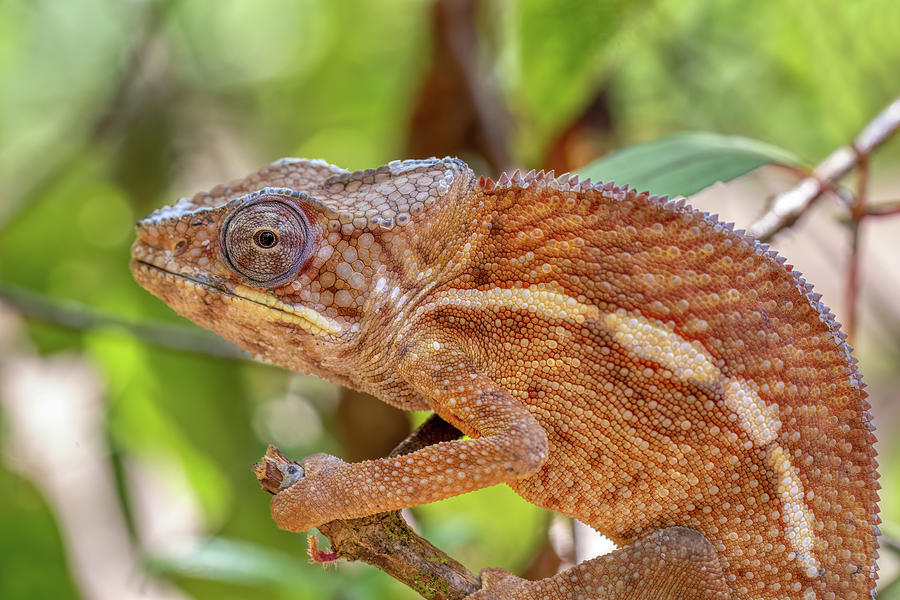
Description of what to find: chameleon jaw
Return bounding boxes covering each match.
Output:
[130,260,345,337]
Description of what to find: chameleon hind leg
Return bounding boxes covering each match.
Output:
[467,527,731,600]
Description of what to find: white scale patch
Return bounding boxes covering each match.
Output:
[437,287,601,323]
[603,311,720,383]
[723,379,780,446]
[604,310,820,577]
[770,445,821,578]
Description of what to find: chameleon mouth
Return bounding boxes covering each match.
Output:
[131,258,229,295]
[130,259,344,337]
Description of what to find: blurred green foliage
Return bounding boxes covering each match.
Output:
[1,0,899,599]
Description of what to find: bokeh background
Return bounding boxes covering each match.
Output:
[1,1,899,598]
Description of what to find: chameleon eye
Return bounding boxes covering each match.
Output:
[223,198,310,287]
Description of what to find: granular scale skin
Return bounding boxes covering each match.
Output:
[131,157,879,600]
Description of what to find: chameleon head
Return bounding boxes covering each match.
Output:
[131,157,473,383]
[131,186,355,379]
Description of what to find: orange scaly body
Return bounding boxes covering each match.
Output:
[132,157,879,599]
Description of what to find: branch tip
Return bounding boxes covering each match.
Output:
[254,445,303,494]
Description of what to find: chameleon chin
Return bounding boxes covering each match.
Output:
[132,156,879,600]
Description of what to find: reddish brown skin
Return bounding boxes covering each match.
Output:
[132,157,879,599]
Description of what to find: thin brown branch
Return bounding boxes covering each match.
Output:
[254,416,478,599]
[748,96,900,241]
[769,162,855,208]
[864,199,900,217]
[844,150,869,346]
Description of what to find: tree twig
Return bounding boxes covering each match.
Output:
[844,149,869,346]
[254,415,477,600]
[748,96,900,241]
[864,198,900,217]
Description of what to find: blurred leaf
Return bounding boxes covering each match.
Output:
[578,132,801,196]
[145,537,308,587]
[146,536,413,598]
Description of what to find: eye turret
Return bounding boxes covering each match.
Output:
[223,197,310,287]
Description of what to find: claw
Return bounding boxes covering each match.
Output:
[307,535,340,567]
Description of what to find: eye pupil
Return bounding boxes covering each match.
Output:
[256,230,277,248]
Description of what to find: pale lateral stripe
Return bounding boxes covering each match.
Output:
[724,379,780,446]
[769,446,821,578]
[603,311,781,445]
[604,310,819,576]
[603,311,720,383]
[432,286,601,322]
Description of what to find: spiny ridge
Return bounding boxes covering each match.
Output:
[483,167,656,199]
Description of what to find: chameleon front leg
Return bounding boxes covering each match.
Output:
[270,336,549,532]
[467,527,731,600]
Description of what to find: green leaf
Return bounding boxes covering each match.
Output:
[144,536,410,597]
[144,537,307,587]
[578,132,802,197]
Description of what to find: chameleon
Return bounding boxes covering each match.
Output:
[131,156,879,599]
